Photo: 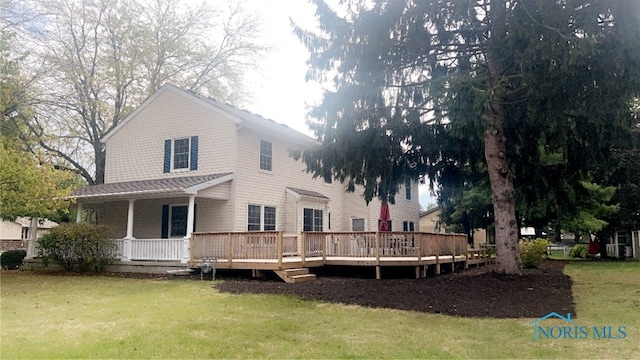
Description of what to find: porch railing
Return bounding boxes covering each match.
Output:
[113,238,188,262]
[606,243,618,258]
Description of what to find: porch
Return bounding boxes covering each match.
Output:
[606,230,640,259]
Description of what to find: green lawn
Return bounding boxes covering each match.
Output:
[2,262,639,359]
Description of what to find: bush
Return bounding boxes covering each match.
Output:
[569,244,589,259]
[1,249,27,270]
[519,238,551,268]
[37,223,116,273]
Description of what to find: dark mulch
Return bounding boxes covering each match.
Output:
[216,260,575,319]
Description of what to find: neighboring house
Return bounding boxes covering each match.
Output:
[419,208,487,248]
[69,84,420,244]
[0,217,57,240]
[0,217,57,251]
[419,208,445,233]
[606,229,640,259]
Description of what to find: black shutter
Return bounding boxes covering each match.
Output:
[190,136,198,170]
[163,140,171,173]
[161,205,169,238]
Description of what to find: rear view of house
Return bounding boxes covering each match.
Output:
[61,84,419,261]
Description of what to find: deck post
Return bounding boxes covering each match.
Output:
[450,235,456,273]
[464,237,469,270]
[303,232,309,264]
[417,233,422,277]
[277,231,283,268]
[435,233,441,275]
[227,232,233,266]
[375,232,381,280]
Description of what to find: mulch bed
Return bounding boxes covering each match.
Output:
[215,260,575,319]
[25,260,575,319]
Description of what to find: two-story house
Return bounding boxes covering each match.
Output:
[67,84,421,266]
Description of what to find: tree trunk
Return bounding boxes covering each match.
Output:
[94,145,106,185]
[484,99,522,275]
[483,0,522,275]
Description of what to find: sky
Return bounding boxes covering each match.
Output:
[241,0,436,209]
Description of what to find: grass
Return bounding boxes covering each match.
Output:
[2,262,639,359]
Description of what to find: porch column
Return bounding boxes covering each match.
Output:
[124,199,135,240]
[76,203,83,223]
[184,195,196,239]
[182,195,196,263]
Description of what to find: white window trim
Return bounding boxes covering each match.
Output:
[303,207,325,232]
[171,137,191,172]
[259,140,273,174]
[247,204,277,231]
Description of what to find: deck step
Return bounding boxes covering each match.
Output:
[274,268,316,283]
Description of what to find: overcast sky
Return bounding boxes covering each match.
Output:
[243,0,436,208]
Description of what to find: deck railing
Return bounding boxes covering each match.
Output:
[190,231,469,266]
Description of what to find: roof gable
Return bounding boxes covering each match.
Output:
[102,84,315,146]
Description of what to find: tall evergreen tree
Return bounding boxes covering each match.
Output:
[295,0,640,274]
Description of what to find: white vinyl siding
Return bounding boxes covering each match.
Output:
[104,89,236,183]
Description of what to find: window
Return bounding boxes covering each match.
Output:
[303,208,323,232]
[351,218,365,232]
[405,179,412,200]
[403,221,415,232]
[170,205,188,237]
[247,205,261,231]
[173,138,190,169]
[378,220,392,231]
[247,205,276,231]
[264,206,276,231]
[260,140,272,171]
[164,136,198,173]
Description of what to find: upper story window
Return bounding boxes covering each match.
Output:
[164,136,198,173]
[405,178,412,200]
[173,138,190,170]
[260,140,272,171]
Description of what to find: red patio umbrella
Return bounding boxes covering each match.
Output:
[379,200,390,231]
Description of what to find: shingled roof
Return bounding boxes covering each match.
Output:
[286,187,329,200]
[72,173,233,199]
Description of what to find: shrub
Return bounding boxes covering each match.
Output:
[1,249,27,270]
[37,223,116,273]
[519,238,551,268]
[569,244,589,259]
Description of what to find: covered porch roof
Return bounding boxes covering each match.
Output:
[71,173,234,202]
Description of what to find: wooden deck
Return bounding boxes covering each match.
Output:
[190,231,494,279]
